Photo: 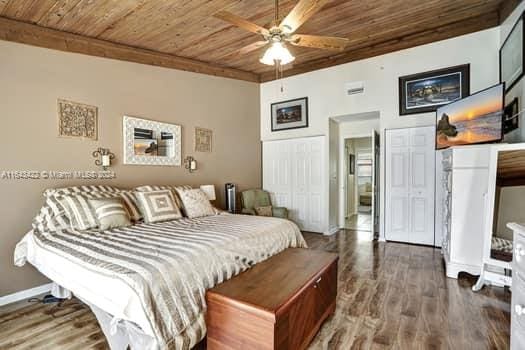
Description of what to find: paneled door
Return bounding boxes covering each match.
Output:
[263,136,326,233]
[371,130,380,239]
[385,127,435,245]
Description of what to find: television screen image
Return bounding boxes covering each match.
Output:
[436,84,504,150]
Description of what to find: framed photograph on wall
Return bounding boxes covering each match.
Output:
[271,97,308,131]
[500,11,525,93]
[398,64,470,116]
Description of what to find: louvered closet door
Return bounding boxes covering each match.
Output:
[386,127,435,245]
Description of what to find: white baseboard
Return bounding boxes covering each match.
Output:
[324,226,340,235]
[0,283,53,306]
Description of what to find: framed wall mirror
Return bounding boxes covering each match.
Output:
[474,143,525,291]
[123,116,182,166]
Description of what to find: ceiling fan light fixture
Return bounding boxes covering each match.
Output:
[259,41,295,66]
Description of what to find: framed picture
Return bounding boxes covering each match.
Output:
[503,97,519,134]
[271,97,308,131]
[500,11,525,93]
[398,64,470,115]
[349,154,355,175]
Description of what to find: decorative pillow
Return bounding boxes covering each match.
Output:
[175,188,215,219]
[59,194,98,230]
[255,206,273,217]
[44,185,123,198]
[135,190,182,223]
[32,196,71,233]
[134,185,191,215]
[119,191,143,222]
[88,198,131,230]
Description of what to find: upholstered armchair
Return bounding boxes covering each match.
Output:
[241,189,288,219]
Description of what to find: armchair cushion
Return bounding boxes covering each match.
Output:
[272,207,288,219]
[241,189,289,219]
[254,206,273,217]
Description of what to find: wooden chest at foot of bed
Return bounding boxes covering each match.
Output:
[206,248,338,350]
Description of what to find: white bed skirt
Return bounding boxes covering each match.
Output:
[50,284,160,350]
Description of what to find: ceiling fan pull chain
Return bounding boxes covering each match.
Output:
[275,0,279,24]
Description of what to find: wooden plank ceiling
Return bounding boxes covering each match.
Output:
[497,150,525,187]
[0,0,515,82]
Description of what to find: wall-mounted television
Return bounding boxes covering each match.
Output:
[435,83,504,150]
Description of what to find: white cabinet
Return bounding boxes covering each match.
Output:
[385,127,435,245]
[263,136,326,233]
[438,146,490,278]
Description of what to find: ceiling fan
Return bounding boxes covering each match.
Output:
[215,0,349,66]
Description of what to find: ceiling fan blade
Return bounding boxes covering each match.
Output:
[215,11,269,36]
[289,34,349,51]
[238,41,269,55]
[280,0,330,33]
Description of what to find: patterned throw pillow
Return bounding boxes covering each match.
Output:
[59,194,98,230]
[255,206,273,217]
[88,198,131,230]
[33,185,135,233]
[44,185,123,198]
[134,185,191,215]
[135,190,182,223]
[119,191,143,222]
[175,188,215,219]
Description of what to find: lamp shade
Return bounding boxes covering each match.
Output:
[259,42,295,66]
[200,185,216,201]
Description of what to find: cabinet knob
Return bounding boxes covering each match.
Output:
[516,304,525,316]
[313,276,322,288]
[516,244,525,262]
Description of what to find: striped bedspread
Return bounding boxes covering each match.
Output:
[32,213,306,349]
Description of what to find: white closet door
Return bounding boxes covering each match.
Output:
[305,136,324,232]
[263,136,325,233]
[386,126,435,245]
[386,129,410,242]
[408,127,435,245]
[262,140,292,210]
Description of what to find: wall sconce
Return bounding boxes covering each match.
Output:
[93,148,115,170]
[184,156,197,173]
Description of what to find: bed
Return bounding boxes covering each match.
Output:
[14,186,306,350]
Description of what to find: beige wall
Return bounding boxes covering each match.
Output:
[496,186,525,240]
[0,40,261,297]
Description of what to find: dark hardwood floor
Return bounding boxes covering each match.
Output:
[0,229,511,349]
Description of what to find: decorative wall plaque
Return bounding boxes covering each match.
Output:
[195,127,212,152]
[57,99,98,140]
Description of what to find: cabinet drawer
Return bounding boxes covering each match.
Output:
[512,321,525,350]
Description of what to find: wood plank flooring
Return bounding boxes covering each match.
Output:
[0,230,511,349]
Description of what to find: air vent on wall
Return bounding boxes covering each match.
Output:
[345,81,364,95]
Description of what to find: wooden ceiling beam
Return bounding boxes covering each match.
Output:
[260,11,500,82]
[0,16,260,83]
